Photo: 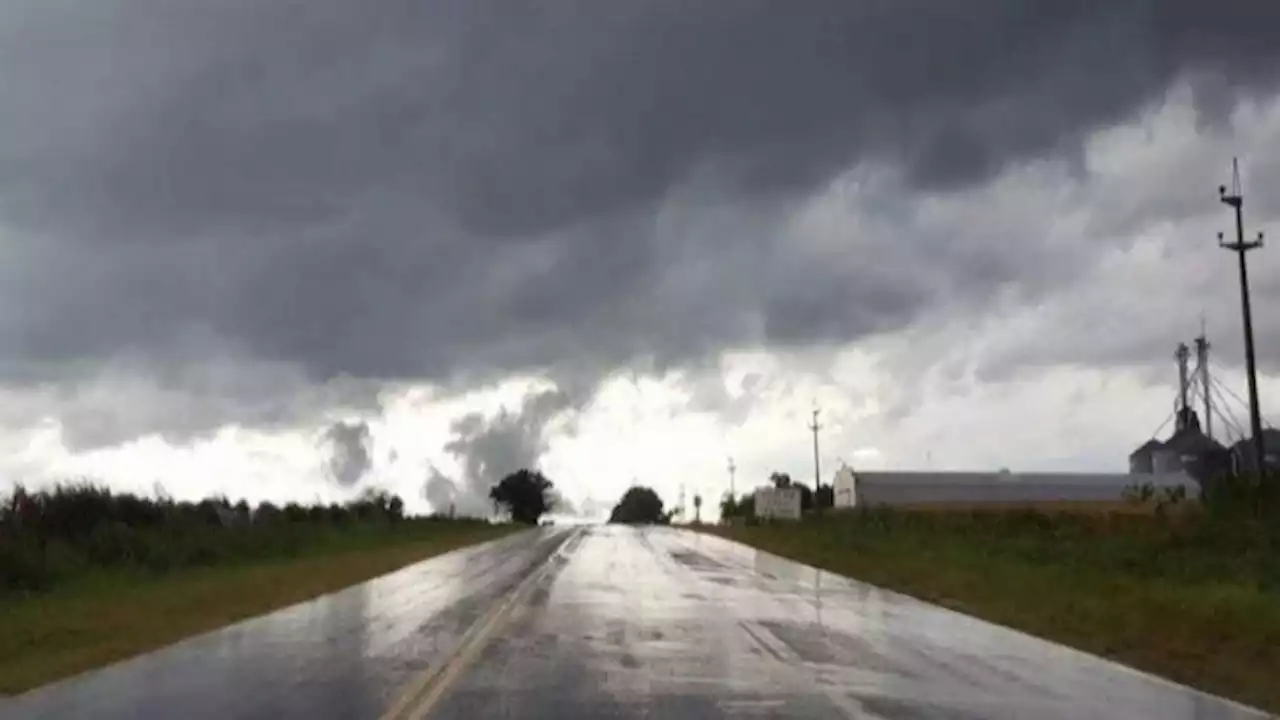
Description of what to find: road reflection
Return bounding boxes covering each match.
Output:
[3,525,1269,719]
[0,528,568,720]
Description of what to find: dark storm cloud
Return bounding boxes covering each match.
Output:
[4,0,1280,407]
[0,347,386,451]
[322,419,373,487]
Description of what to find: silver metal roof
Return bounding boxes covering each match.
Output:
[850,470,1197,488]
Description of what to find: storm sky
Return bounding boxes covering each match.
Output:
[3,2,1280,516]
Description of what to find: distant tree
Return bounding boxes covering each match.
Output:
[719,491,757,523]
[347,488,406,523]
[609,486,667,524]
[815,484,833,510]
[282,502,309,523]
[719,492,738,521]
[253,501,282,525]
[326,503,350,524]
[770,472,792,489]
[490,469,554,525]
[791,482,814,512]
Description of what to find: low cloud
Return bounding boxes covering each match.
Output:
[322,419,373,488]
[421,466,456,513]
[429,387,576,516]
[546,487,577,516]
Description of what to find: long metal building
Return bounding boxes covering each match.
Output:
[831,466,1198,509]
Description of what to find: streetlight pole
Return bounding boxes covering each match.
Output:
[1218,158,1267,477]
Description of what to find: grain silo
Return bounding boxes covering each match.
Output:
[1229,428,1280,474]
[1128,439,1164,474]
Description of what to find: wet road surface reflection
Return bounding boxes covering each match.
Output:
[430,526,1273,719]
[2,525,1273,719]
[0,528,571,720]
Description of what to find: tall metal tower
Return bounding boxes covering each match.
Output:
[1218,158,1267,475]
[809,407,822,490]
[1194,329,1212,441]
[1175,342,1191,429]
[727,457,736,498]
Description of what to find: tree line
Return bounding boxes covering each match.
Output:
[4,464,690,596]
[0,466,569,597]
[0,482,445,595]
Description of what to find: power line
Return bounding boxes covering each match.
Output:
[1182,368,1248,441]
[1210,370,1251,416]
[1208,381,1247,442]
[1153,355,1245,441]
[1195,373,1245,442]
[1150,408,1175,441]
[1209,365,1277,429]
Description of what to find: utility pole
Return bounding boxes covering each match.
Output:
[1218,158,1268,476]
[809,407,821,491]
[727,457,736,498]
[1195,329,1212,441]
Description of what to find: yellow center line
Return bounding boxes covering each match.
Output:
[381,530,574,720]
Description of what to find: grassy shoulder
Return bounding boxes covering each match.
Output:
[1,518,519,695]
[3,479,524,691]
[709,508,1280,713]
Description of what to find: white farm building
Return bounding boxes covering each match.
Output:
[830,466,1199,509]
[753,486,803,520]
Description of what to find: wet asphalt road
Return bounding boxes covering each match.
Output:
[2,524,1273,719]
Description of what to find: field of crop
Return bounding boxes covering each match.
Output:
[0,483,518,694]
[713,503,1280,713]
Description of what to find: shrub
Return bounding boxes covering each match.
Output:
[0,541,51,592]
[1123,481,1156,505]
[85,521,141,565]
[1202,473,1280,519]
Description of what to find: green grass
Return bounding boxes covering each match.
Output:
[0,521,520,695]
[711,509,1280,713]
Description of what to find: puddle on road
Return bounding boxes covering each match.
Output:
[668,550,732,571]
